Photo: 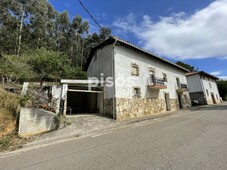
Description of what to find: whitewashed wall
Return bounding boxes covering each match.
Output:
[201,77,220,102]
[186,74,203,93]
[114,45,188,99]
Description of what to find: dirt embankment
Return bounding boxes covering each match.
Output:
[0,88,29,151]
[0,88,19,136]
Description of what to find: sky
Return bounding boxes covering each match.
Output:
[49,0,227,80]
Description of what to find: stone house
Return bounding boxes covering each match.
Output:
[186,71,221,105]
[80,36,191,120]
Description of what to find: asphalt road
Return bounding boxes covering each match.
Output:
[1,104,227,170]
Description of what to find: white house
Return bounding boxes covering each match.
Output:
[84,36,191,120]
[186,71,221,105]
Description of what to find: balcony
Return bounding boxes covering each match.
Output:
[176,83,189,93]
[147,77,167,89]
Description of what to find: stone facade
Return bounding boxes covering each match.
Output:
[115,98,179,120]
[180,93,192,108]
[170,99,179,111]
[104,98,114,118]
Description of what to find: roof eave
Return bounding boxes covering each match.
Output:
[84,36,190,73]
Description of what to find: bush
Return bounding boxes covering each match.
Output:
[0,88,20,116]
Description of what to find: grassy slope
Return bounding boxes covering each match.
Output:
[0,88,25,151]
[0,88,19,136]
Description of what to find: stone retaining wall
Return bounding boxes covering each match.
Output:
[115,98,179,120]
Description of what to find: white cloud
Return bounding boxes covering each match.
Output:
[209,70,227,80]
[113,0,227,60]
[219,76,227,80]
[210,71,222,76]
[96,12,108,21]
[219,56,227,60]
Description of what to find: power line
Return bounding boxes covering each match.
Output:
[77,0,102,30]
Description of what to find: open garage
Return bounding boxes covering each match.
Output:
[66,90,104,115]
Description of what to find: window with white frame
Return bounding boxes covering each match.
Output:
[149,67,155,82]
[131,63,139,76]
[163,73,167,82]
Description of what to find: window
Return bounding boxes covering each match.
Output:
[209,83,212,89]
[149,67,155,74]
[206,89,209,96]
[131,63,139,76]
[163,73,167,82]
[133,87,141,98]
[149,67,155,82]
[176,77,180,89]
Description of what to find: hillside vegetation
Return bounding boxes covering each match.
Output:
[0,88,26,151]
[0,88,19,136]
[0,0,111,84]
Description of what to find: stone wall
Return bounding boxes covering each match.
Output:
[115,98,179,120]
[18,108,57,137]
[181,92,192,108]
[104,98,114,118]
[170,99,179,111]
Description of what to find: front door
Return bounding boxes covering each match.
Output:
[178,94,183,109]
[211,93,216,104]
[165,93,171,111]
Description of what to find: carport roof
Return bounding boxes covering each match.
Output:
[61,79,99,84]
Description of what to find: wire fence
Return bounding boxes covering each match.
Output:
[1,81,59,113]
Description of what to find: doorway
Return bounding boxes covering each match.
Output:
[211,93,216,104]
[176,77,181,89]
[66,91,103,115]
[165,93,171,111]
[178,94,183,109]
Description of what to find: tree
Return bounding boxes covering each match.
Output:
[15,0,50,57]
[0,0,20,54]
[176,61,198,72]
[99,27,111,41]
[28,48,67,85]
[0,54,36,83]
[28,48,86,85]
[55,11,70,52]
[68,15,89,67]
[217,80,227,101]
[0,0,111,83]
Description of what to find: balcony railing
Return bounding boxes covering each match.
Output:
[176,83,188,93]
[180,83,188,89]
[147,77,167,89]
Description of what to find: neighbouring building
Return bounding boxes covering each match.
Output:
[186,71,221,105]
[77,36,191,120]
